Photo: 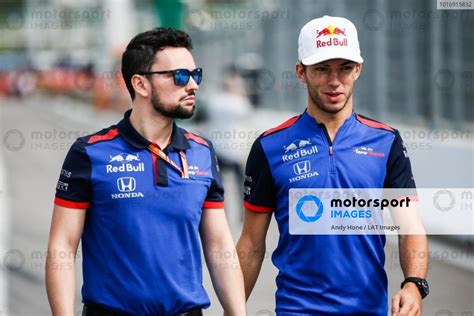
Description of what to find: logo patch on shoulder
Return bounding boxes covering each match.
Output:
[188,165,209,176]
[352,147,385,158]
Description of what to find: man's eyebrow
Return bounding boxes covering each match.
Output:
[340,61,356,66]
[314,61,356,67]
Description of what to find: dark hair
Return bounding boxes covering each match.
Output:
[121,27,193,99]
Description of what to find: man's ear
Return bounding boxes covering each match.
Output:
[295,62,307,84]
[131,74,150,98]
[354,63,363,80]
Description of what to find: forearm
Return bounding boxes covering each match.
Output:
[205,240,246,315]
[236,237,265,299]
[399,234,429,278]
[45,244,77,316]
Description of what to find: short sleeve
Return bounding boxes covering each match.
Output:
[243,136,276,212]
[54,138,92,209]
[384,131,416,189]
[203,142,225,209]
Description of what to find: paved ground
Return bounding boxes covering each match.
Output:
[0,95,472,315]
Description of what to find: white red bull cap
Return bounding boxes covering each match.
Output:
[298,15,363,65]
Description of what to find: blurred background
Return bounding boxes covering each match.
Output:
[0,0,472,315]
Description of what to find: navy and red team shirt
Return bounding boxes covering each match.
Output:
[244,110,416,315]
[54,110,224,315]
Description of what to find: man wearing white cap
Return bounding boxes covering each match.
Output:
[237,16,429,315]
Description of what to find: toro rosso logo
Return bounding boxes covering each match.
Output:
[352,147,385,158]
[315,25,348,48]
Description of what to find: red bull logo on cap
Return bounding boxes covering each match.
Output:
[315,25,348,48]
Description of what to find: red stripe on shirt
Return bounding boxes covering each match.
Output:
[263,115,301,136]
[202,201,224,209]
[54,197,89,209]
[355,114,394,132]
[244,200,273,213]
[87,128,119,144]
[184,133,209,147]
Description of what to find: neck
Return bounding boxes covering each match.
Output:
[129,100,173,149]
[307,98,353,141]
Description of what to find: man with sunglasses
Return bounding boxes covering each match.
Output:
[46,27,246,316]
[237,16,429,315]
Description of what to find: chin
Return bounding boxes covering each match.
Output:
[319,103,346,114]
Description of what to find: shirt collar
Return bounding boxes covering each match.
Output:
[301,109,356,129]
[117,109,190,151]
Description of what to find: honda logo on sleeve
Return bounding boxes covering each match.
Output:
[117,177,136,192]
[293,160,311,175]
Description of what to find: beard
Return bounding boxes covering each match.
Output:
[151,86,195,119]
[307,84,353,115]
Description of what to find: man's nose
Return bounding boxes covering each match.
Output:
[327,71,341,87]
[186,76,199,91]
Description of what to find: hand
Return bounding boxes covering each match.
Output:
[391,282,422,316]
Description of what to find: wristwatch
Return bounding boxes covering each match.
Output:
[401,277,429,299]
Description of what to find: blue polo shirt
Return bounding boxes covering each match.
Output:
[54,109,224,315]
[244,110,416,315]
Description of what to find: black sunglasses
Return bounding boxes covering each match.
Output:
[139,68,202,86]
